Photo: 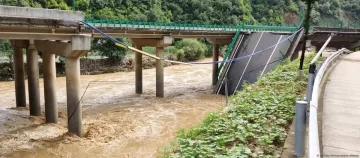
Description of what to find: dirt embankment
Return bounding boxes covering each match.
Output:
[0,56,172,81]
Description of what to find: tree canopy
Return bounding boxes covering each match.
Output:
[1,0,360,59]
[1,0,359,25]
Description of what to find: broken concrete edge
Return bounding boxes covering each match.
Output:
[0,5,84,21]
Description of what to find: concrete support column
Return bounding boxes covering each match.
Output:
[34,35,91,136]
[130,37,172,98]
[26,45,41,116]
[43,53,58,123]
[212,44,220,85]
[65,57,82,136]
[156,47,164,98]
[207,38,231,85]
[135,45,143,94]
[13,47,26,107]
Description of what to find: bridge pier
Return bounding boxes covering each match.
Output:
[11,40,27,108]
[130,36,172,98]
[26,41,41,116]
[207,38,231,85]
[156,47,164,97]
[65,57,82,136]
[35,35,91,136]
[212,44,220,85]
[43,52,58,123]
[135,45,143,94]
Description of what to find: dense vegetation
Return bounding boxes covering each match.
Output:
[2,0,359,25]
[0,0,359,61]
[161,54,314,157]
[311,0,360,26]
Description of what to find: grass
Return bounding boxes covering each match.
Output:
[161,54,315,158]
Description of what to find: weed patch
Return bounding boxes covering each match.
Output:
[161,54,315,157]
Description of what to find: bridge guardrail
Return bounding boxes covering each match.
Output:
[84,18,298,33]
[308,48,349,158]
[83,18,360,33]
[294,48,351,157]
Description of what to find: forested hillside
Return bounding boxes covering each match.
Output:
[0,0,299,25]
[3,0,360,24]
[312,0,360,27]
[0,0,360,60]
[2,0,359,26]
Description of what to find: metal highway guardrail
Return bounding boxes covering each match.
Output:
[84,19,298,32]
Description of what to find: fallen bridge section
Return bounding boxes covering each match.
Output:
[215,32,296,95]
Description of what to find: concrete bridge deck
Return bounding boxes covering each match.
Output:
[322,52,360,155]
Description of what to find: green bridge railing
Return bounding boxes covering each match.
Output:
[85,14,360,33]
[84,18,298,32]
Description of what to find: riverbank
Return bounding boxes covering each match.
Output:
[0,58,224,158]
[0,56,173,81]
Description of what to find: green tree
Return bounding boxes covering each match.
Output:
[91,39,127,60]
[170,39,208,62]
[0,40,13,63]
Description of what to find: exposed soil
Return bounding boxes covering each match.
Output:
[0,56,172,81]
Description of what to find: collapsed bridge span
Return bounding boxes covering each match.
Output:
[214,31,303,95]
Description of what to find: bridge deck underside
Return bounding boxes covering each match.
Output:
[83,29,236,39]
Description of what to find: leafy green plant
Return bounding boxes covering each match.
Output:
[0,40,13,63]
[168,39,208,62]
[161,54,315,157]
[91,38,127,60]
[142,47,156,55]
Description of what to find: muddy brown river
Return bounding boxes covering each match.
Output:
[0,58,224,158]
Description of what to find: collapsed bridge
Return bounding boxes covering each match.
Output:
[1,5,360,137]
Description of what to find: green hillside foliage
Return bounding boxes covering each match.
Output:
[1,0,360,27]
[161,54,314,157]
[312,0,360,27]
[0,0,309,25]
[0,0,359,60]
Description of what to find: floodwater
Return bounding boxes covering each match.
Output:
[0,58,224,158]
